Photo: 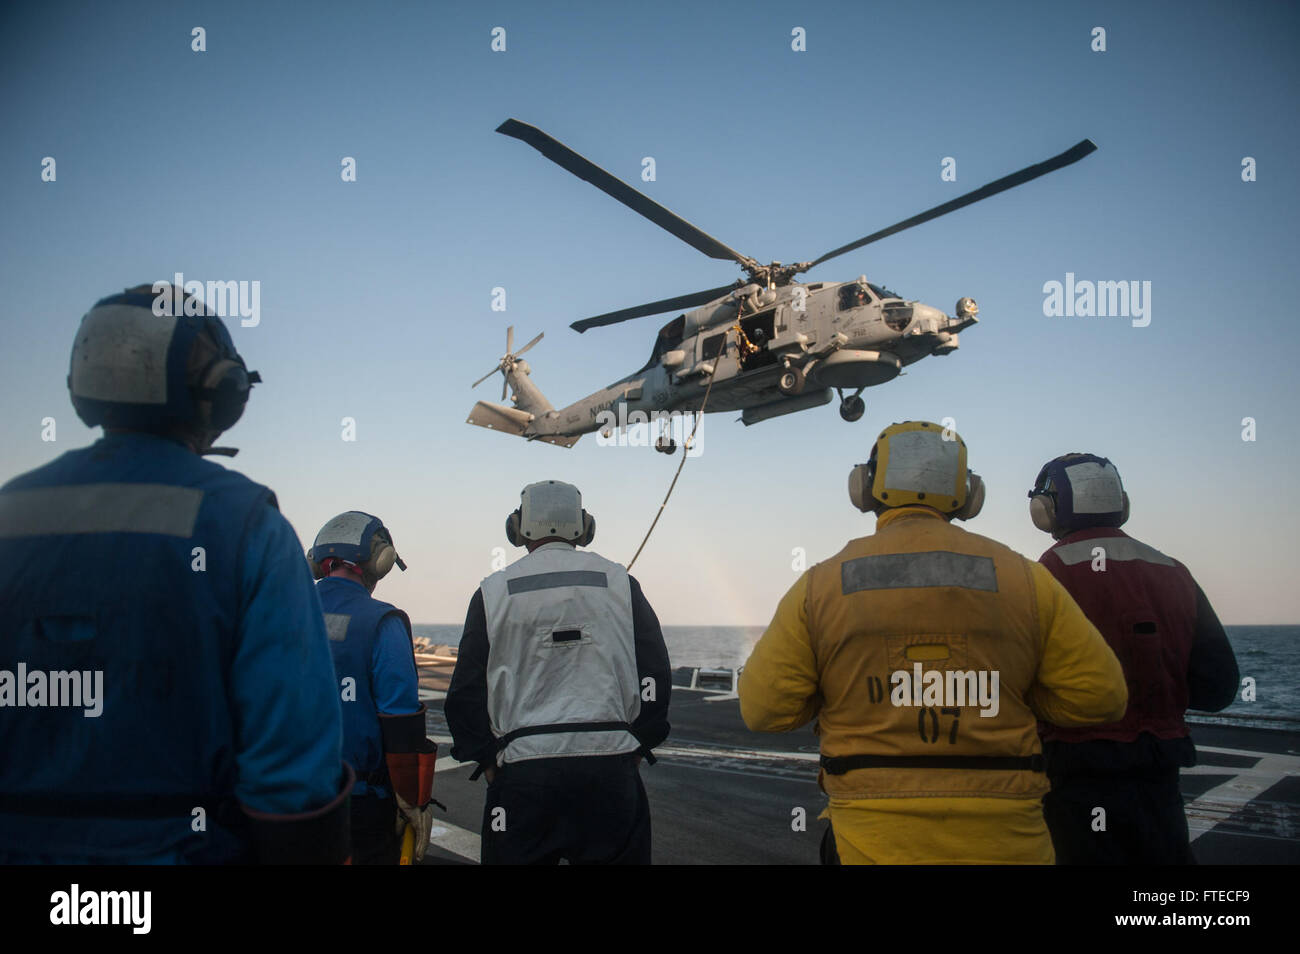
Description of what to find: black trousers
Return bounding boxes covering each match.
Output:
[1043,770,1194,865]
[1042,737,1196,865]
[350,792,401,866]
[481,753,651,865]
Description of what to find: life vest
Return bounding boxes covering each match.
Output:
[804,509,1048,801]
[315,577,413,795]
[0,433,274,862]
[1038,528,1197,742]
[479,543,641,763]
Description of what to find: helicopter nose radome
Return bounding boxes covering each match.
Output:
[910,304,947,332]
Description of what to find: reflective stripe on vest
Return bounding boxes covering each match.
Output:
[480,544,640,763]
[806,511,1049,801]
[1052,536,1175,567]
[841,551,998,594]
[0,483,204,538]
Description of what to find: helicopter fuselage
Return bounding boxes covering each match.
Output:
[509,278,977,442]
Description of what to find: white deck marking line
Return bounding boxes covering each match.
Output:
[1197,744,1297,760]
[656,744,819,762]
[1182,764,1299,780]
[425,819,481,863]
[1184,751,1300,842]
[418,689,447,701]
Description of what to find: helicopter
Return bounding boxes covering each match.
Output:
[469,119,1096,452]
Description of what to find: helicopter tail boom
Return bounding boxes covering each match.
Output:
[466,400,583,449]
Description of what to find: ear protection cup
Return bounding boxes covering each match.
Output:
[370,535,397,579]
[576,512,596,547]
[309,557,325,581]
[195,356,252,431]
[505,509,523,547]
[1029,493,1057,534]
[848,463,878,513]
[1119,491,1130,527]
[953,472,985,521]
[185,322,258,443]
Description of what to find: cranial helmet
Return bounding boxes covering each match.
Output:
[309,512,407,587]
[1028,453,1129,538]
[67,283,260,455]
[505,480,595,547]
[847,420,985,520]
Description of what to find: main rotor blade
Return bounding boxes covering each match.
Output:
[498,119,753,266]
[472,366,501,389]
[506,325,514,355]
[501,375,508,402]
[807,139,1098,269]
[515,331,543,356]
[570,283,740,334]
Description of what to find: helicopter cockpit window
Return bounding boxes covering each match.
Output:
[638,314,687,373]
[838,284,873,311]
[868,282,902,301]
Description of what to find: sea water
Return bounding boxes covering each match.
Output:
[413,624,1298,723]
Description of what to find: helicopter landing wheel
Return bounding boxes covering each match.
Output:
[839,395,865,422]
[778,366,806,396]
[655,435,677,454]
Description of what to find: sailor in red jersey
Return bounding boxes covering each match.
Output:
[1028,453,1240,864]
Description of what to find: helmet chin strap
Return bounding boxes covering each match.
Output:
[188,425,238,457]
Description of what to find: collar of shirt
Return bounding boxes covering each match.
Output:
[326,574,369,592]
[532,541,576,554]
[876,505,948,530]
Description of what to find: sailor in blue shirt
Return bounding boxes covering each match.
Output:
[309,512,438,864]
[0,283,351,863]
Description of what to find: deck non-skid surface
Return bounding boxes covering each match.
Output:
[414,659,1300,865]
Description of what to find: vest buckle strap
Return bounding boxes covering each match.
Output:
[819,753,1046,775]
[496,720,635,750]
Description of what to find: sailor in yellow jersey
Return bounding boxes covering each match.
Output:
[739,421,1128,864]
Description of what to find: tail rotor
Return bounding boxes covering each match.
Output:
[472,325,545,401]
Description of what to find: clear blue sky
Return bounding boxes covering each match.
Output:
[2,0,1297,624]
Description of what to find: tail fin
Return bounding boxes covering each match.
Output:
[466,400,582,448]
[467,400,532,436]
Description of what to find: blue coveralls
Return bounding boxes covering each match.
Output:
[0,432,344,863]
[316,576,420,864]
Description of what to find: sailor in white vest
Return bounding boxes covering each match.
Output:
[445,480,671,864]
